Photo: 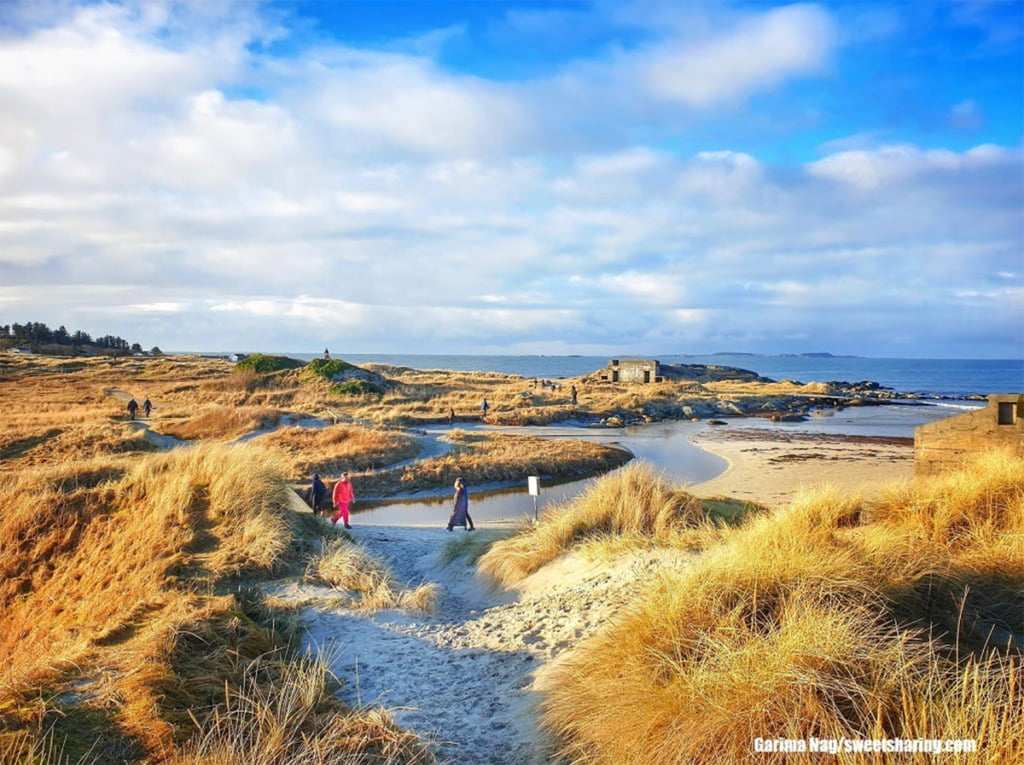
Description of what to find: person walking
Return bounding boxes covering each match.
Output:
[126,398,138,420]
[570,385,578,407]
[481,398,489,418]
[331,473,355,529]
[308,473,328,515]
[446,477,475,532]
[448,407,456,427]
[143,397,152,418]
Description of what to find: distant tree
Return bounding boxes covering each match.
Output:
[130,342,143,353]
[150,346,163,356]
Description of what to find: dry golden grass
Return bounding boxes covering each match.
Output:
[533,451,1024,764]
[168,652,434,765]
[354,430,632,497]
[155,405,285,441]
[255,424,420,481]
[0,440,432,762]
[306,539,439,615]
[477,461,752,587]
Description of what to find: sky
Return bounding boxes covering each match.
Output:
[0,0,1021,358]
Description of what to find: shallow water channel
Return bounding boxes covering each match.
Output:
[350,402,966,527]
[354,420,720,527]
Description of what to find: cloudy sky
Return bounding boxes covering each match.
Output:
[0,0,1021,357]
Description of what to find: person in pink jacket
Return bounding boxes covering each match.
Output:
[331,473,355,529]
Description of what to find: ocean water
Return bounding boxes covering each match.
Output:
[284,353,1022,398]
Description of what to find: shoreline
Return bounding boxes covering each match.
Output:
[689,427,915,507]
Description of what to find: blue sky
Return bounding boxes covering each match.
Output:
[0,0,1021,357]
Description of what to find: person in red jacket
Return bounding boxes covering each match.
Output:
[331,473,355,529]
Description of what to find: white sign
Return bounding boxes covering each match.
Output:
[527,476,541,496]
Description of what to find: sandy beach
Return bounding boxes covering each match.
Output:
[690,426,916,506]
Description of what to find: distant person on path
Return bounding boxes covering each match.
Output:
[448,407,456,427]
[143,397,152,418]
[127,398,138,420]
[481,398,489,418]
[570,385,578,407]
[324,348,330,360]
[447,477,475,532]
[308,473,327,515]
[331,473,355,529]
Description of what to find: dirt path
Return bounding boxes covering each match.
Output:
[275,522,686,764]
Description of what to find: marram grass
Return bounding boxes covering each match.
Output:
[528,450,1024,764]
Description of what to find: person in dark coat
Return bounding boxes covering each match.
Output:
[446,477,475,532]
[143,397,152,417]
[127,398,138,420]
[308,473,328,515]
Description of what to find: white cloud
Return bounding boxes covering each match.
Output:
[0,2,1019,357]
[806,143,1018,190]
[638,4,836,106]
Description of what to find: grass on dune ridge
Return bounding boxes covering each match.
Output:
[478,461,760,587]
[512,450,1024,764]
[0,442,434,764]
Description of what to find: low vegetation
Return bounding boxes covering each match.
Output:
[499,451,1024,764]
[353,430,632,497]
[0,443,435,763]
[255,424,421,482]
[306,539,439,614]
[478,461,759,587]
[234,354,304,374]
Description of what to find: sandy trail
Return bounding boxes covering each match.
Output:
[276,520,683,764]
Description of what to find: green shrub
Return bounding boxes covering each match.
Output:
[234,354,303,374]
[304,358,356,380]
[331,380,382,396]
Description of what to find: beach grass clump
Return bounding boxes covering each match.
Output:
[169,652,435,765]
[156,405,284,441]
[477,461,732,587]
[440,527,518,567]
[255,424,420,480]
[537,451,1024,764]
[0,441,434,761]
[306,539,438,615]
[354,431,632,497]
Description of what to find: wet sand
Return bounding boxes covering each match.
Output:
[689,427,915,507]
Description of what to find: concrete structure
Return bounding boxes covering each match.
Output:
[598,358,663,384]
[914,394,1024,476]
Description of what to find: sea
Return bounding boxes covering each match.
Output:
[274,353,1023,399]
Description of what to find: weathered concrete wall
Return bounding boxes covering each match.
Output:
[599,359,662,384]
[914,394,1024,476]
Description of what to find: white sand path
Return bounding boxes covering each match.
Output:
[274,519,691,764]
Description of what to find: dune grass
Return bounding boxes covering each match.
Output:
[0,442,434,762]
[531,450,1024,763]
[306,539,439,615]
[477,461,756,588]
[167,652,433,765]
[354,430,632,497]
[255,424,420,481]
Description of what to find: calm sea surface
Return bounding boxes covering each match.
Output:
[278,353,1023,399]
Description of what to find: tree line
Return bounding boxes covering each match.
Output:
[0,322,161,355]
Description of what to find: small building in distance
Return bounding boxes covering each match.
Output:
[914,394,1024,476]
[598,358,663,384]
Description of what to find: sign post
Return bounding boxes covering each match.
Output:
[527,475,541,524]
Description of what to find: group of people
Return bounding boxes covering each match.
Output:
[306,473,474,532]
[307,472,355,529]
[126,397,152,420]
